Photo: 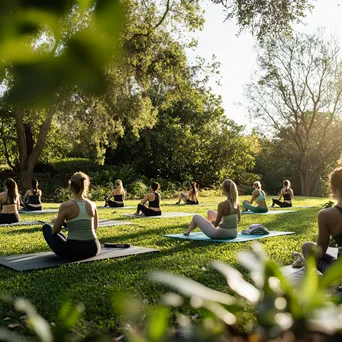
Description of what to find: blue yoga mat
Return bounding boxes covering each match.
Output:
[164,231,295,243]
[241,210,296,215]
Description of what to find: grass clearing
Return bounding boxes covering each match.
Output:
[0,196,329,334]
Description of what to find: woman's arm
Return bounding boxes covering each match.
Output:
[123,190,126,201]
[141,194,150,205]
[23,190,29,204]
[290,189,294,199]
[52,203,67,234]
[237,204,241,223]
[107,190,115,201]
[212,203,225,227]
[278,188,284,200]
[250,191,257,204]
[94,207,99,233]
[316,210,330,257]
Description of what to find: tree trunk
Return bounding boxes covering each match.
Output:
[14,106,55,188]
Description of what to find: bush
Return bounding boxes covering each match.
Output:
[127,181,148,199]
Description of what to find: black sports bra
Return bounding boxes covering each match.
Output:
[149,192,160,208]
[114,194,123,202]
[332,206,342,246]
[283,188,291,201]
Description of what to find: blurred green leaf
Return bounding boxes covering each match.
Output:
[148,306,169,342]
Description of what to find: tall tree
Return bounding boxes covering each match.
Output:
[246,30,342,195]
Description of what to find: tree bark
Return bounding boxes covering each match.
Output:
[13,106,55,188]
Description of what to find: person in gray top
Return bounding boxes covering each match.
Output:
[184,179,241,239]
[42,172,100,260]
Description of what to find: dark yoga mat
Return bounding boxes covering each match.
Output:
[0,245,159,271]
[19,209,59,214]
[123,212,195,218]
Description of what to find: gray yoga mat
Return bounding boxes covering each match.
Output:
[99,206,135,209]
[99,220,133,227]
[0,245,159,271]
[281,247,337,284]
[241,210,296,215]
[123,212,196,219]
[19,209,59,214]
[0,221,42,227]
[164,231,295,242]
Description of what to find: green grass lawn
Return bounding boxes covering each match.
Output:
[0,196,330,335]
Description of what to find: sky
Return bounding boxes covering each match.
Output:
[186,0,342,128]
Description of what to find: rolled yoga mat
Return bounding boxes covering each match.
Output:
[0,245,159,271]
[164,231,295,243]
[123,212,196,219]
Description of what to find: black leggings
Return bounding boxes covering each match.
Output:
[0,213,20,224]
[136,204,161,217]
[317,253,337,273]
[106,200,124,208]
[24,204,42,211]
[42,224,101,261]
[272,199,292,207]
[185,199,199,205]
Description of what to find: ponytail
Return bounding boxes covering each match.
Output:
[69,172,90,197]
[222,179,238,208]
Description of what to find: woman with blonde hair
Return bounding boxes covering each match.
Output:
[0,178,20,224]
[299,167,342,272]
[104,179,126,208]
[271,180,294,208]
[184,179,240,239]
[175,181,199,205]
[42,172,100,260]
[242,181,268,213]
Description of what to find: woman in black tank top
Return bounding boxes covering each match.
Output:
[104,179,125,208]
[298,168,342,273]
[271,180,294,208]
[0,178,20,224]
[134,182,162,216]
[23,178,42,211]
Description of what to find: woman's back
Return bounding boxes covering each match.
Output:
[219,201,238,229]
[321,206,342,245]
[0,192,19,213]
[65,199,97,241]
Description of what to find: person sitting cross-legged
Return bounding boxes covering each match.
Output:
[271,179,294,208]
[42,172,100,261]
[242,181,268,213]
[134,182,162,217]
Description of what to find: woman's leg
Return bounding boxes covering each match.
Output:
[184,215,237,239]
[140,206,161,216]
[108,200,124,208]
[207,210,217,222]
[243,202,267,213]
[272,199,288,208]
[0,213,20,224]
[302,241,336,273]
[42,224,68,259]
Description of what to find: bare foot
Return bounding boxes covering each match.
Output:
[183,231,190,236]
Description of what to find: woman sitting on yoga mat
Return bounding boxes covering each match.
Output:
[242,181,268,213]
[175,181,199,205]
[23,178,42,211]
[184,179,240,238]
[271,180,294,208]
[0,178,20,224]
[104,179,126,207]
[134,182,162,216]
[299,167,342,273]
[42,172,100,261]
